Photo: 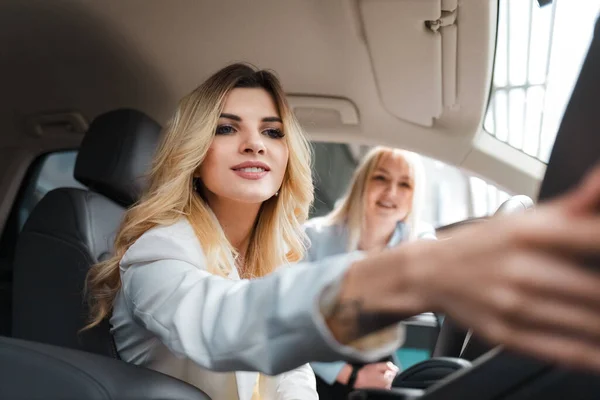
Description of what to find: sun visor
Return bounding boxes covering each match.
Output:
[359,0,458,127]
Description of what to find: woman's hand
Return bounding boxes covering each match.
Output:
[332,165,600,373]
[354,362,399,389]
[336,362,399,389]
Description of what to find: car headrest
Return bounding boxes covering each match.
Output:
[74,109,162,207]
[494,195,535,216]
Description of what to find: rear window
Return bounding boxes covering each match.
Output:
[311,142,510,228]
[17,150,83,231]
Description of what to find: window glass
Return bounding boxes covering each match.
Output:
[310,142,358,218]
[484,0,600,162]
[17,150,84,230]
[311,142,511,229]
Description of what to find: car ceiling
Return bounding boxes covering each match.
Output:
[0,0,545,204]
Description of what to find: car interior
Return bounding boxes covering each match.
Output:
[0,0,599,399]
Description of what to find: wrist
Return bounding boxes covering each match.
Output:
[327,245,435,345]
[346,364,361,388]
[336,364,352,384]
[349,243,434,314]
[400,239,445,312]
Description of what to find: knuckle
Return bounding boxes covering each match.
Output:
[510,219,533,243]
[565,342,592,366]
[481,317,512,344]
[492,287,523,319]
[502,253,531,286]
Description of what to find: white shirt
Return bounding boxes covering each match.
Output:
[110,218,405,400]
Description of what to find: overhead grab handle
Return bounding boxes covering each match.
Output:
[25,110,88,137]
[287,95,360,125]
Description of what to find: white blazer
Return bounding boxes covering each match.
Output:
[110,219,405,400]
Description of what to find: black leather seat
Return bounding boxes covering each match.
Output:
[0,335,210,400]
[11,108,161,357]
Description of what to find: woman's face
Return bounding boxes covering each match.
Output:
[363,152,414,225]
[198,88,289,205]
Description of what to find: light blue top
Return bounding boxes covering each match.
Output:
[303,217,436,385]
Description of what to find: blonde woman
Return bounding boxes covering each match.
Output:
[306,147,432,396]
[84,63,600,400]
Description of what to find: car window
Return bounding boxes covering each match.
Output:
[310,142,357,218]
[484,0,600,162]
[17,150,84,231]
[312,142,510,229]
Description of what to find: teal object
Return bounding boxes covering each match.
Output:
[396,348,431,370]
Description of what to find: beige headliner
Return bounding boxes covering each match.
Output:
[0,0,545,204]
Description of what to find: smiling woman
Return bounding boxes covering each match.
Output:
[303,147,434,398]
[318,146,432,253]
[84,63,319,400]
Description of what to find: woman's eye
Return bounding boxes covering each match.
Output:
[263,128,285,139]
[216,125,236,135]
[373,175,387,181]
[399,182,412,188]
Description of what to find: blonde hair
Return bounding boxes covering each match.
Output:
[83,63,313,330]
[325,146,425,251]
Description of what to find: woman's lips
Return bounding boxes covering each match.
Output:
[376,200,397,209]
[232,166,269,180]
